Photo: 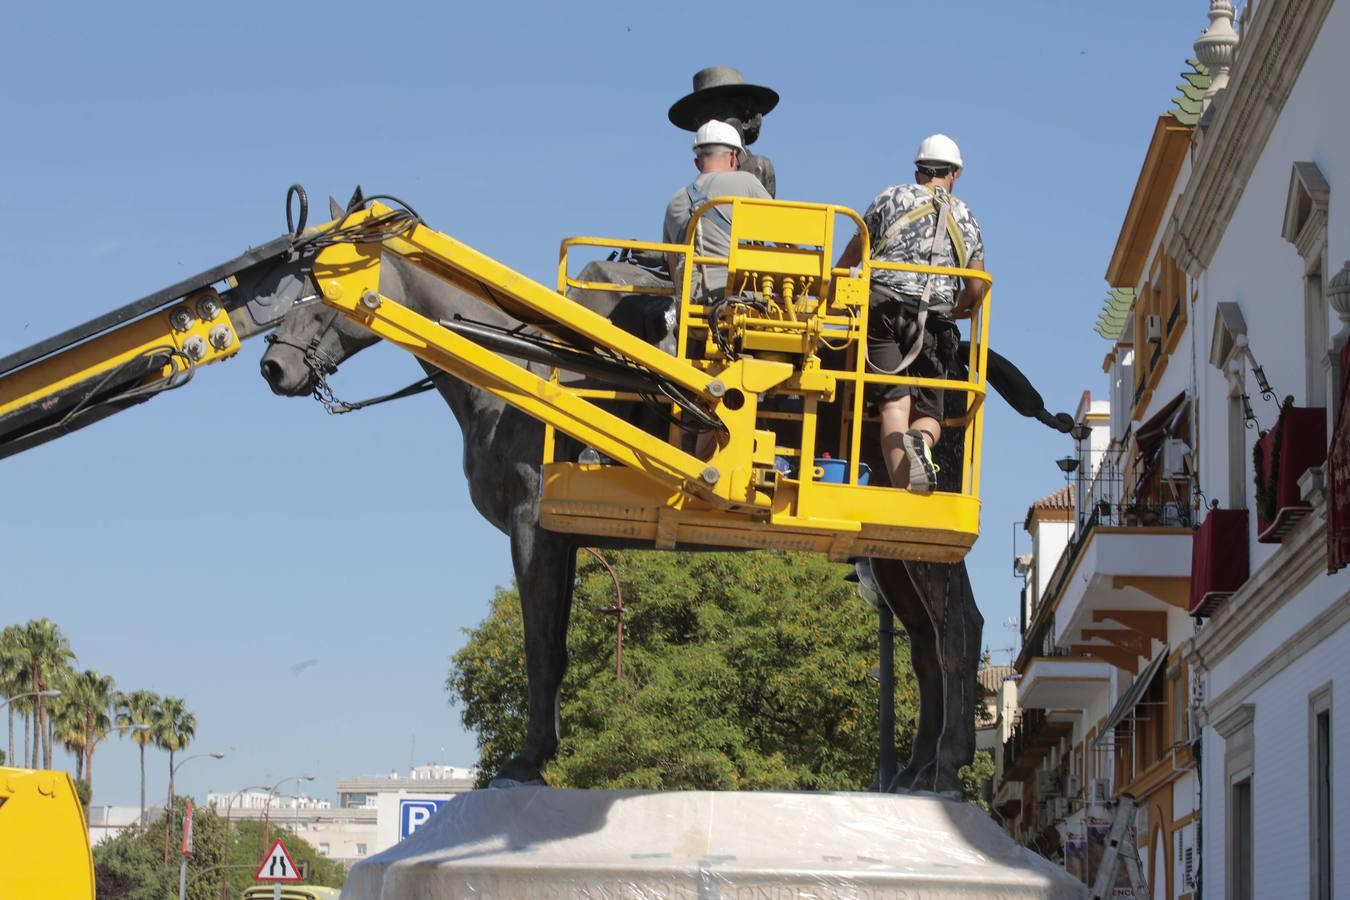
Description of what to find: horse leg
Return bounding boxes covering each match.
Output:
[907,564,982,794]
[873,559,940,791]
[872,560,982,794]
[491,521,577,786]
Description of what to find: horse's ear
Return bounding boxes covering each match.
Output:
[346,185,366,212]
[329,196,344,219]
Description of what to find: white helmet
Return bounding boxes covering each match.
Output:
[914,133,963,170]
[692,120,745,153]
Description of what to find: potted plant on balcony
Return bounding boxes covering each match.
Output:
[1122,502,1157,527]
[1253,395,1328,542]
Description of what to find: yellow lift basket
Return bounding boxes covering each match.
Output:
[544,197,991,563]
[0,767,95,900]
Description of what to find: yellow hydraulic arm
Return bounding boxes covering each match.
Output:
[0,233,313,458]
[0,191,992,561]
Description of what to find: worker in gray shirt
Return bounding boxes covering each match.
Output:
[663,120,771,301]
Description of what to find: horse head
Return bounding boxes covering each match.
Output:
[259,253,498,399]
[259,294,380,398]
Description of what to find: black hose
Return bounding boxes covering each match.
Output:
[286,184,308,238]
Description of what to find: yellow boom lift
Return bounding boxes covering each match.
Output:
[0,191,991,562]
[0,193,990,897]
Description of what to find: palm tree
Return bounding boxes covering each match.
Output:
[114,690,160,824]
[59,670,115,799]
[15,619,75,769]
[52,690,86,780]
[153,696,195,808]
[154,696,195,860]
[0,625,28,765]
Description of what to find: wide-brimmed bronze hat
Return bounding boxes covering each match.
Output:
[667,66,779,131]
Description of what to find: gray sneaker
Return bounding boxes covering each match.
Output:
[901,429,938,495]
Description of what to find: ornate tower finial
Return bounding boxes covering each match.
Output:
[1195,0,1240,111]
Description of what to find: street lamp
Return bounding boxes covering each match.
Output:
[164,752,225,862]
[261,773,315,855]
[584,548,625,679]
[1056,456,1081,532]
[0,689,61,710]
[221,784,271,900]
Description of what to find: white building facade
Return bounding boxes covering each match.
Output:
[1167,1,1350,898]
[998,3,1349,898]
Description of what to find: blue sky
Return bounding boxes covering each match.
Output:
[1,1,1208,806]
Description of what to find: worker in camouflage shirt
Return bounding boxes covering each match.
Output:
[863,182,983,303]
[836,134,988,495]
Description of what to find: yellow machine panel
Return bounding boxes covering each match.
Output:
[543,197,991,562]
[0,767,96,900]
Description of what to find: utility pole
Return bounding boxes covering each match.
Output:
[177,801,193,900]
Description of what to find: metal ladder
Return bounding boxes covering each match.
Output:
[1090,792,1149,899]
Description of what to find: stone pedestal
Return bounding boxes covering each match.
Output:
[342,788,1086,899]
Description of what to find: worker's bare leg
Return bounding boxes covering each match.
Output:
[880,395,940,491]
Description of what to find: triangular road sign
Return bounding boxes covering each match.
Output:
[254,838,304,883]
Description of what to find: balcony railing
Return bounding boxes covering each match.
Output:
[1001,708,1073,782]
[1025,464,1191,620]
[1078,462,1193,532]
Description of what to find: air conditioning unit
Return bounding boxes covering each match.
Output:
[1176,823,1197,890]
[1037,769,1062,798]
[1065,773,1082,799]
[1162,438,1190,481]
[1091,777,1113,805]
[1145,315,1162,342]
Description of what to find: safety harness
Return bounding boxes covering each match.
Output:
[868,184,967,375]
[873,183,969,268]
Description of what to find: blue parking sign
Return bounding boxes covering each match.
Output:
[399,799,448,839]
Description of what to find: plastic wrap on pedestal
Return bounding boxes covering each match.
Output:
[341,787,1086,899]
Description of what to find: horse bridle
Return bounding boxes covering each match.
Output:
[263,306,351,412]
[264,305,441,415]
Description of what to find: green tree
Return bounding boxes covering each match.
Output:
[93,800,346,899]
[73,776,93,807]
[153,695,196,858]
[448,550,920,790]
[0,624,28,766]
[15,618,75,769]
[958,749,996,810]
[115,689,162,825]
[55,670,117,800]
[153,696,196,803]
[54,686,86,780]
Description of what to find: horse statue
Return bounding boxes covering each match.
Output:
[260,253,1069,794]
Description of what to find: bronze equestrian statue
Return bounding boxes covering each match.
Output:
[260,69,1071,793]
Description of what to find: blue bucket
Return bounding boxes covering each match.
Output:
[811,458,871,485]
